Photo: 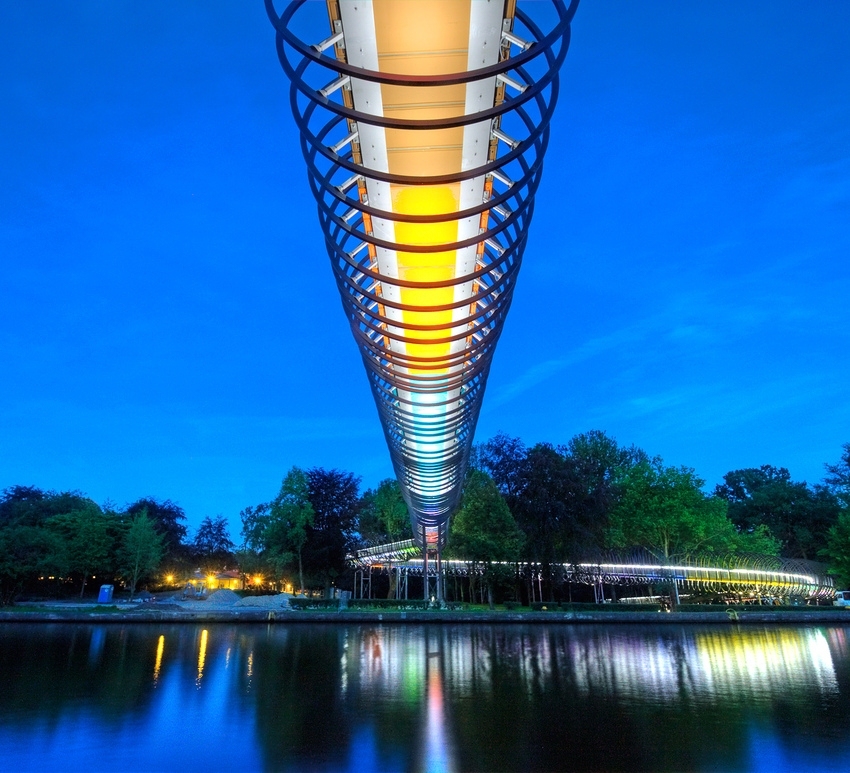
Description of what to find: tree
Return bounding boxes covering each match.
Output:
[0,487,117,601]
[192,515,235,569]
[124,497,188,558]
[449,470,524,608]
[715,466,841,559]
[46,500,116,597]
[607,459,767,606]
[559,430,649,554]
[118,512,165,598]
[825,443,850,509]
[0,525,63,605]
[266,467,315,593]
[1,486,98,528]
[478,431,651,598]
[608,460,757,560]
[240,502,271,553]
[304,468,361,593]
[358,478,411,545]
[821,512,850,588]
[477,432,528,500]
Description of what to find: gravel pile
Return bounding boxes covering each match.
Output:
[234,594,291,609]
[206,589,240,605]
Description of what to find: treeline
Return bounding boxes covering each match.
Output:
[236,432,850,601]
[458,432,850,601]
[3,433,849,604]
[0,490,234,604]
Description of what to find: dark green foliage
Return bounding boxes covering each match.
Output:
[608,459,778,560]
[449,471,523,562]
[715,465,841,559]
[192,515,235,569]
[263,467,315,592]
[0,524,63,604]
[239,466,361,594]
[448,470,523,608]
[821,512,850,587]
[46,501,116,597]
[358,478,412,544]
[287,597,339,610]
[824,443,850,509]
[124,497,188,557]
[303,467,360,592]
[0,486,97,528]
[0,487,121,602]
[479,431,647,564]
[347,598,430,610]
[117,511,165,597]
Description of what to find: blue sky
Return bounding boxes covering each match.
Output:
[2,1,848,537]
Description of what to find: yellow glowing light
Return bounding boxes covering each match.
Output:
[206,575,217,588]
[253,575,263,586]
[394,186,458,374]
[165,574,174,585]
[372,2,469,379]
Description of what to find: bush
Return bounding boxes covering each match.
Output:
[556,602,662,613]
[348,598,430,610]
[288,598,339,610]
[503,601,522,610]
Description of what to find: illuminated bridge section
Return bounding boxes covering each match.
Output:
[347,542,835,599]
[266,0,578,547]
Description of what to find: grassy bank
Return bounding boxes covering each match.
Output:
[1,600,848,624]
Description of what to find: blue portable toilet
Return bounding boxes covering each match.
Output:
[97,584,114,603]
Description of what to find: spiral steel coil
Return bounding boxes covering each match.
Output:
[347,542,835,598]
[266,0,579,546]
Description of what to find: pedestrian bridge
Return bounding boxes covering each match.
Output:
[347,541,835,601]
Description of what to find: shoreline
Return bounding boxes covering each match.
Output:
[2,604,849,625]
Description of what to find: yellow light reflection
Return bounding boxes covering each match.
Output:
[694,628,836,695]
[196,629,208,688]
[153,634,165,685]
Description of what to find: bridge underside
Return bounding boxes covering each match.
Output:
[267,0,578,550]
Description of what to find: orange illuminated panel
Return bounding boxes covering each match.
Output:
[393,186,458,373]
[373,0,471,375]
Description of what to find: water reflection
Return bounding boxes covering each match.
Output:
[196,628,208,687]
[1,623,850,772]
[153,634,164,686]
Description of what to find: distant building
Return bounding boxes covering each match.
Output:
[184,569,243,594]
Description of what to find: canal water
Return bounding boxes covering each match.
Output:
[1,622,849,772]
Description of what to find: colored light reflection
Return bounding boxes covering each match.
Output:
[343,627,456,771]
[196,629,208,688]
[153,634,165,686]
[424,654,456,773]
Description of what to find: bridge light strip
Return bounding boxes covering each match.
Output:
[578,563,820,586]
[267,0,578,547]
[347,544,833,597]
